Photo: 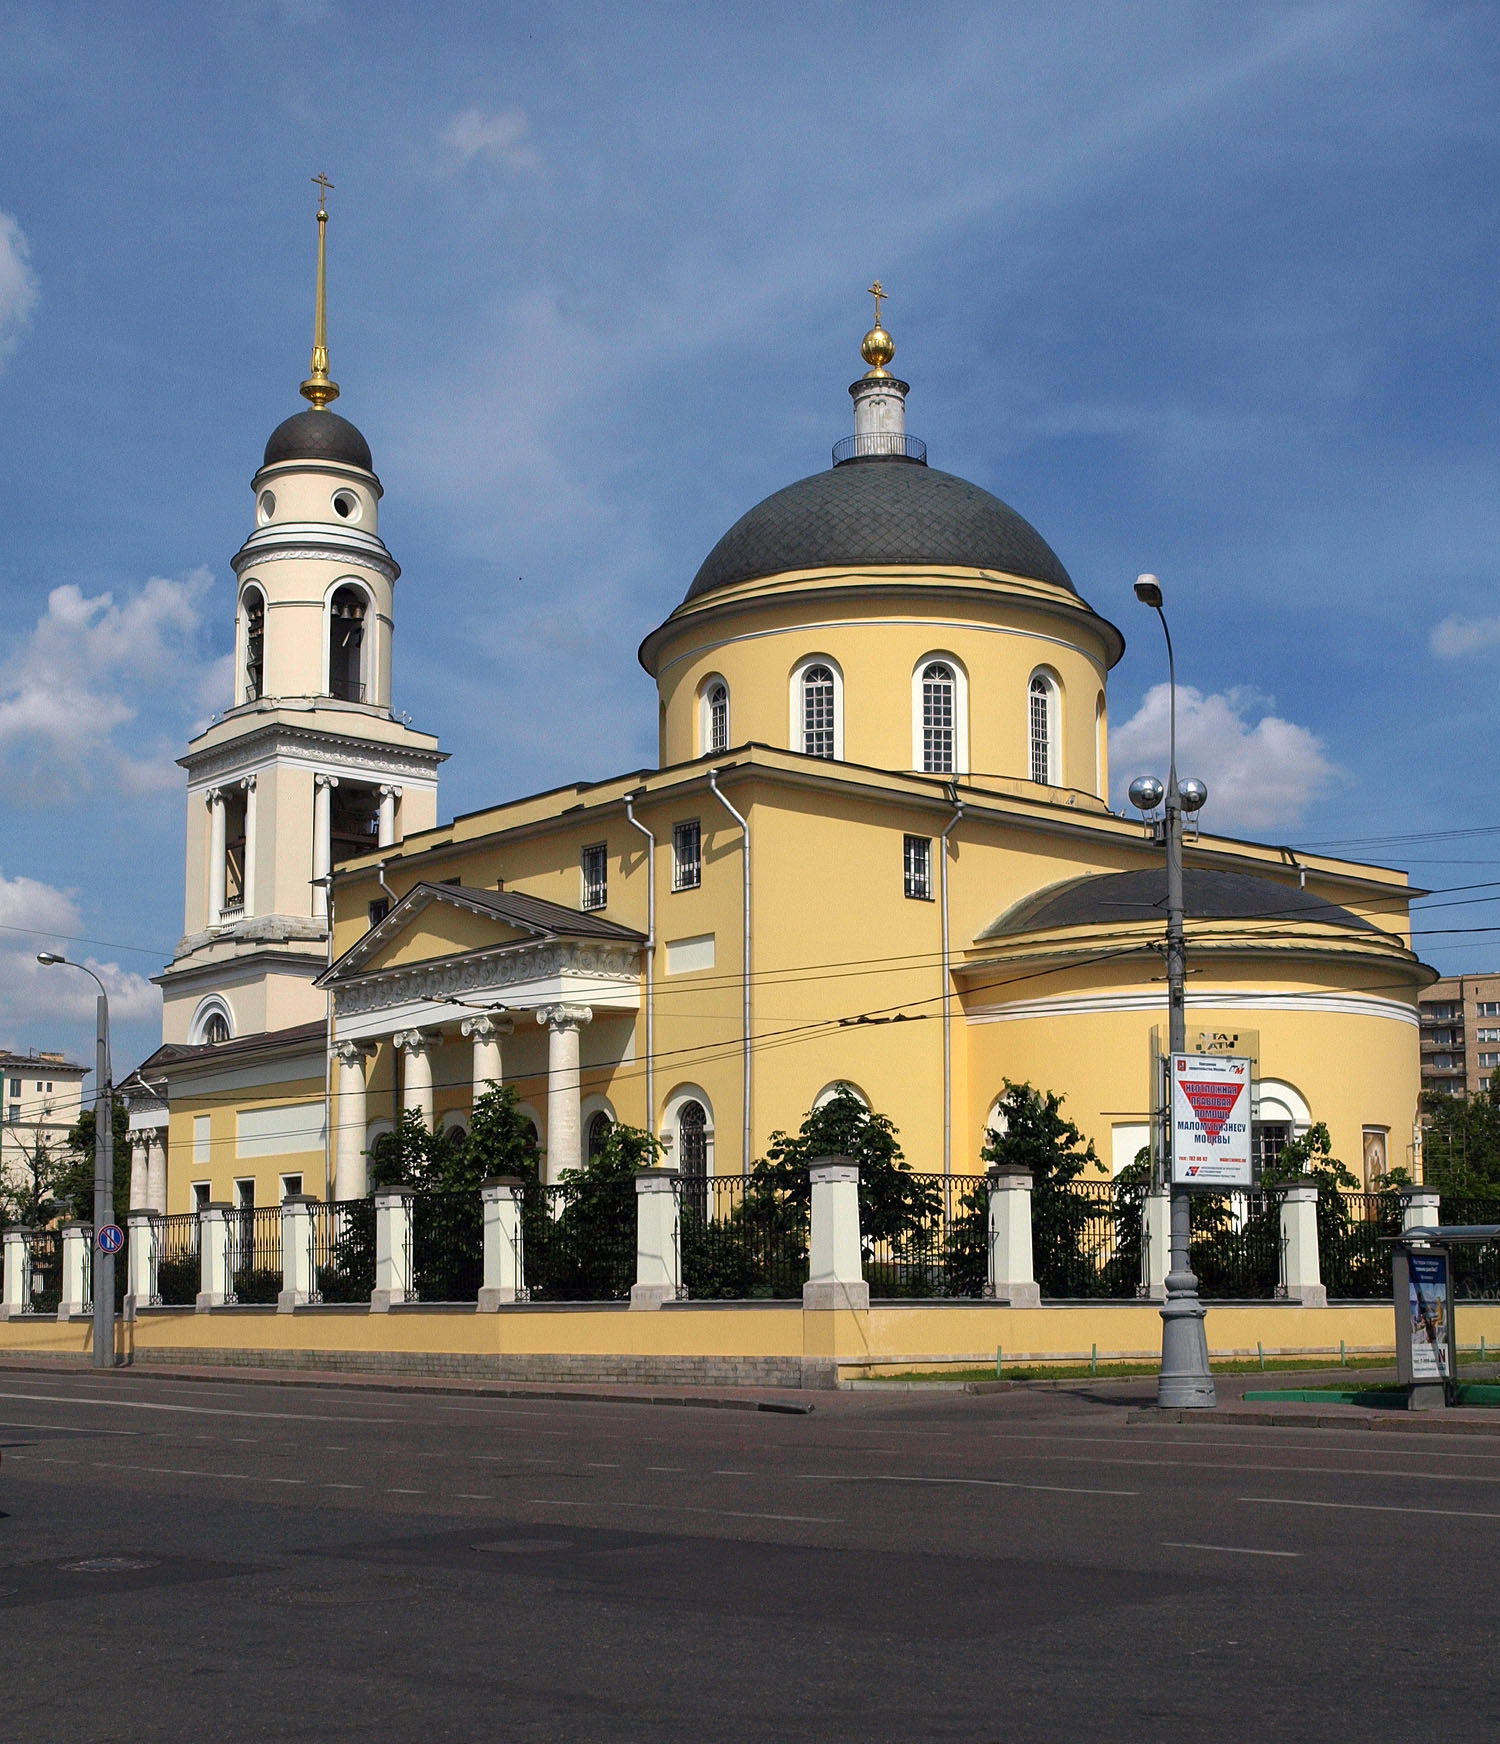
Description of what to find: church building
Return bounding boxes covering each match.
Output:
[128,210,1431,1217]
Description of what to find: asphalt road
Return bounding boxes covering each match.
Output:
[1,1369,1497,1743]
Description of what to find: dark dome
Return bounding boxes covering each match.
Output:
[983,866,1377,939]
[262,409,373,473]
[686,457,1074,601]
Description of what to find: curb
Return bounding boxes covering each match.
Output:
[1129,1406,1500,1436]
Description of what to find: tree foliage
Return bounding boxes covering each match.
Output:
[1421,1081,1500,1197]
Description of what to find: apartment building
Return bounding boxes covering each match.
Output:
[1418,973,1500,1098]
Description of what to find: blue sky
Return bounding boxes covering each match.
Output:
[1,0,1498,1073]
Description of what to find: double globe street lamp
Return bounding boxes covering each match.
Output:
[37,952,117,1370]
[1130,575,1215,1409]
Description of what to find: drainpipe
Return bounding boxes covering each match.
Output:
[940,787,964,1181]
[623,793,656,1136]
[376,861,400,1135]
[321,875,336,1202]
[709,769,751,1177]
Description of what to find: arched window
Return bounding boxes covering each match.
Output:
[328,584,367,702]
[202,1012,230,1046]
[1095,692,1107,799]
[242,587,265,703]
[705,681,729,755]
[1029,673,1059,785]
[677,1099,708,1218]
[191,996,234,1046]
[588,1109,613,1159]
[800,664,837,759]
[920,662,955,773]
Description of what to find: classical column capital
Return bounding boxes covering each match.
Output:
[392,1027,440,1056]
[378,783,403,800]
[315,771,340,792]
[239,773,257,793]
[331,1039,377,1068]
[537,1004,593,1033]
[205,786,224,807]
[462,1013,514,1042]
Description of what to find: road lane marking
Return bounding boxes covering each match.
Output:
[585,1462,620,1469]
[454,1493,491,1500]
[322,1482,362,1490]
[0,1390,398,1425]
[715,1470,753,1476]
[647,1466,683,1473]
[1162,1541,1300,1558]
[387,1488,425,1495]
[796,1474,1137,1498]
[1241,1495,1500,1520]
[0,1419,139,1437]
[531,1499,837,1524]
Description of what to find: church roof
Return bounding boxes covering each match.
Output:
[262,409,374,473]
[686,457,1074,602]
[980,866,1379,940]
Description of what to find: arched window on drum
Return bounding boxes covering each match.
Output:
[587,1109,614,1159]
[677,1099,709,1218]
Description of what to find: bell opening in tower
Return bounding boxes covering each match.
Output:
[330,782,382,867]
[329,584,367,702]
[222,788,248,917]
[243,588,265,703]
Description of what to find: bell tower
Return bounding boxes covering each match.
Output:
[155,182,446,1047]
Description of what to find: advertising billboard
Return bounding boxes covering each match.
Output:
[1169,1052,1253,1187]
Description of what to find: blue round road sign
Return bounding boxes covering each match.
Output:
[97,1223,124,1254]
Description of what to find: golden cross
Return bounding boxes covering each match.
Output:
[867,280,887,327]
[312,171,335,213]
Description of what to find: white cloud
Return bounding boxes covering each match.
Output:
[1429,614,1500,659]
[0,569,215,803]
[0,870,157,1052]
[1110,683,1337,836]
[438,106,543,177]
[0,210,39,360]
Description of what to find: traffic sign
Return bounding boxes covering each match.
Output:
[96,1223,125,1255]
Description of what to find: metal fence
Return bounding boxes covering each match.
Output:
[1321,1191,1404,1299]
[1439,1195,1500,1300]
[681,1175,810,1299]
[26,1229,60,1313]
[1189,1190,1282,1299]
[863,1173,990,1299]
[1035,1179,1147,1300]
[230,1206,283,1304]
[156,1212,200,1305]
[410,1191,483,1303]
[312,1199,375,1303]
[520,1176,635,1302]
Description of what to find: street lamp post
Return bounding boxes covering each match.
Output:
[1131,576,1215,1409]
[37,953,116,1370]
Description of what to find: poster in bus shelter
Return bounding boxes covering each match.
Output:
[1407,1251,1451,1381]
[1169,1053,1253,1187]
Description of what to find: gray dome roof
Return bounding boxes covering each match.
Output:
[983,866,1377,939]
[686,457,1074,601]
[263,409,373,473]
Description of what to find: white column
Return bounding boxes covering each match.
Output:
[313,773,338,919]
[206,787,226,923]
[377,784,401,849]
[393,1029,438,1128]
[278,1196,316,1311]
[371,1187,414,1311]
[0,1227,32,1318]
[58,1222,92,1319]
[986,1166,1040,1309]
[128,1134,150,1213]
[537,1005,592,1183]
[462,1012,512,1101]
[478,1177,524,1309]
[332,1040,375,1199]
[241,774,257,915]
[632,1169,681,1308]
[804,1156,869,1311]
[196,1203,233,1309]
[1142,1186,1170,1300]
[1278,1182,1326,1306]
[126,1210,159,1314]
[145,1130,168,1215]
[1401,1187,1441,1232]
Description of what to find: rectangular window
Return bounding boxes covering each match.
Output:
[280,1173,303,1200]
[234,1177,255,1209]
[672,820,701,891]
[1482,1002,1500,1017]
[1479,1029,1500,1043]
[193,1114,211,1166]
[581,842,608,911]
[367,897,390,928]
[192,1182,211,1211]
[1482,1053,1500,1070]
[1433,1054,1453,1070]
[904,834,933,901]
[7,1078,18,1096]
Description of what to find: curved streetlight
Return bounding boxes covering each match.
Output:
[37,953,117,1369]
[1131,577,1215,1409]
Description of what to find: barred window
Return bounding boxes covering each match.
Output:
[367,896,390,929]
[904,834,933,901]
[587,1109,613,1158]
[801,664,836,759]
[921,662,955,773]
[673,819,701,890]
[1029,674,1055,784]
[706,681,729,754]
[581,842,608,911]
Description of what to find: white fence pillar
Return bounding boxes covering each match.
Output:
[1142,1187,1170,1300]
[0,1228,33,1318]
[1401,1187,1440,1231]
[196,1203,234,1310]
[804,1156,868,1311]
[126,1211,160,1315]
[1277,1182,1326,1306]
[58,1221,92,1319]
[987,1166,1040,1309]
[632,1169,682,1308]
[372,1187,414,1312]
[478,1178,524,1309]
[278,1196,317,1311]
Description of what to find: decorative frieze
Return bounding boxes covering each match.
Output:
[333,942,640,1018]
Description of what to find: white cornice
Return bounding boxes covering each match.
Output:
[232,523,400,583]
[181,722,446,786]
[331,939,642,1022]
[965,988,1419,1027]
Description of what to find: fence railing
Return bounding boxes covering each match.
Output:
[682,1175,810,1299]
[1189,1190,1282,1299]
[230,1206,283,1304]
[1035,1179,1147,1300]
[1440,1195,1500,1299]
[157,1213,200,1306]
[1321,1190,1404,1299]
[410,1191,483,1303]
[312,1199,375,1303]
[520,1177,635,1302]
[862,1173,990,1299]
[26,1229,60,1314]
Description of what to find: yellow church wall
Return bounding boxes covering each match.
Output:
[167,1071,329,1210]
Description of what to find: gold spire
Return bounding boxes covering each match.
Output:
[860,279,895,378]
[299,174,340,410]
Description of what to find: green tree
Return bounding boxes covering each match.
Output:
[58,1099,134,1224]
[1421,1084,1500,1196]
[522,1121,656,1300]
